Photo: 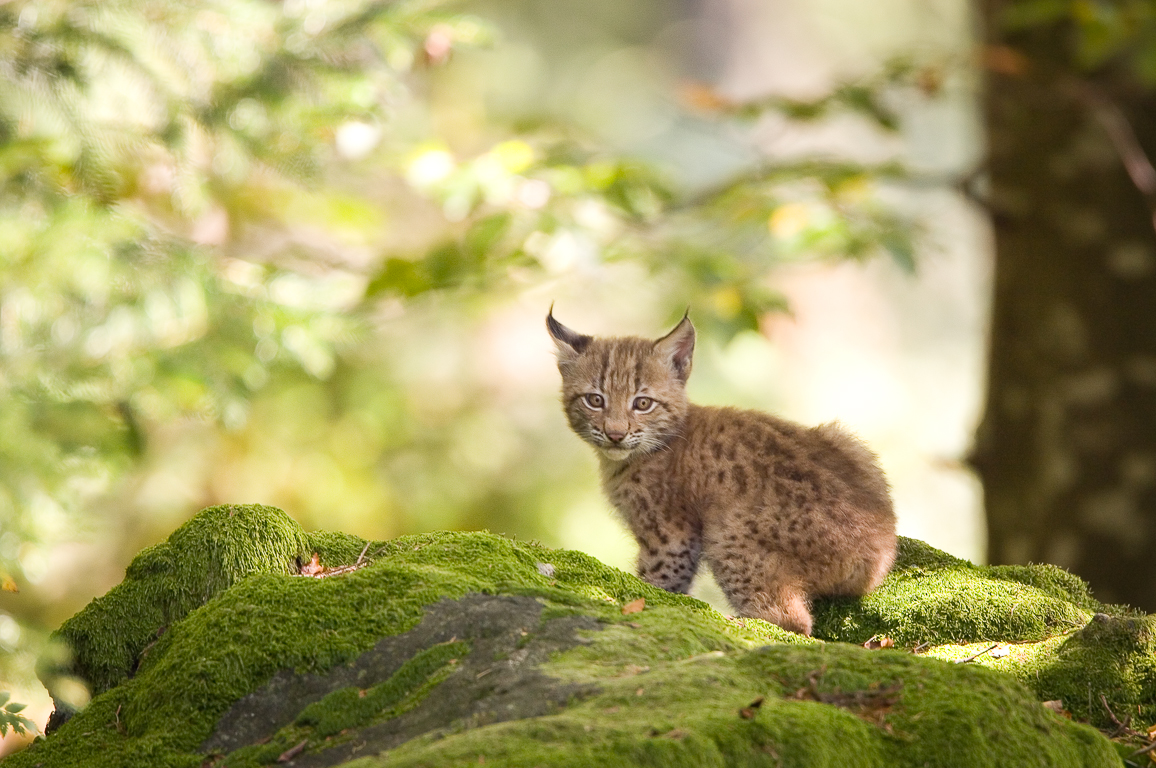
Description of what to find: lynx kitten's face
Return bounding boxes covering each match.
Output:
[547,312,695,461]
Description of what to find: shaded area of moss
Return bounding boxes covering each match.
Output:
[213,595,606,768]
[366,641,1118,768]
[45,504,310,699]
[812,536,1095,647]
[295,641,468,738]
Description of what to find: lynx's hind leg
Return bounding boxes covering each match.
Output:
[748,583,812,637]
[824,533,897,597]
[709,549,813,635]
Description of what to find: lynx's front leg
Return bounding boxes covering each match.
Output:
[603,461,703,593]
[631,517,702,594]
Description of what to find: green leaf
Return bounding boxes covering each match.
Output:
[5,702,27,714]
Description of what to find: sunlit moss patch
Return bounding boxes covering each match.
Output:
[812,536,1094,646]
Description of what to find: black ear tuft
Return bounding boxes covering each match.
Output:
[546,305,592,355]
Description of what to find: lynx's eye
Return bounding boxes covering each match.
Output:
[632,396,655,413]
[583,393,605,409]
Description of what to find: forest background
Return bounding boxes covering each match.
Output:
[2,0,1154,750]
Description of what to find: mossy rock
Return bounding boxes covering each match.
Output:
[43,503,312,699]
[9,505,1151,768]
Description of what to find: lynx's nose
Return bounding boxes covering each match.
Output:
[605,429,626,443]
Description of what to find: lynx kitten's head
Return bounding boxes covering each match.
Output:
[547,309,695,461]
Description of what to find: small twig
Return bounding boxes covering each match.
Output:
[1130,740,1156,759]
[1066,79,1156,235]
[355,542,371,566]
[954,643,998,664]
[310,562,369,578]
[1101,693,1126,730]
[1100,694,1143,739]
[911,641,932,654]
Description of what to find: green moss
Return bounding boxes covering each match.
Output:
[15,506,788,768]
[306,530,372,565]
[811,537,1155,730]
[220,641,470,767]
[922,613,1156,727]
[10,507,1148,768]
[298,641,468,736]
[46,504,310,697]
[985,563,1100,611]
[369,642,1118,768]
[812,536,1093,646]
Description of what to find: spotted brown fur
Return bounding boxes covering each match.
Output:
[547,310,897,636]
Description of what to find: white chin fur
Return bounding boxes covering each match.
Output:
[600,447,632,461]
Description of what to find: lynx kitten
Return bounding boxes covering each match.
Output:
[547,309,897,635]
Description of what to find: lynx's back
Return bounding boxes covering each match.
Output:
[548,309,897,635]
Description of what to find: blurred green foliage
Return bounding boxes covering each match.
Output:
[0,0,943,698]
[1003,0,1156,80]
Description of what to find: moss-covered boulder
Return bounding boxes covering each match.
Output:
[812,537,1156,728]
[8,504,1151,768]
[44,504,312,700]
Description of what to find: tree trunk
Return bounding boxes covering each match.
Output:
[975,2,1156,609]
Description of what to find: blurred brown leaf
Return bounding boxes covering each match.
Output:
[984,45,1030,77]
[679,82,733,113]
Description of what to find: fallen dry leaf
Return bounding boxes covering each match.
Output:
[299,553,324,576]
[277,739,308,763]
[296,552,372,579]
[1042,700,1064,713]
[739,696,765,719]
[1148,723,1156,740]
[1,572,17,593]
[862,635,894,650]
[621,598,645,615]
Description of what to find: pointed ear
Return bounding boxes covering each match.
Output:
[653,313,695,382]
[546,305,592,364]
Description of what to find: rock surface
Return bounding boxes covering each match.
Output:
[9,504,1152,767]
